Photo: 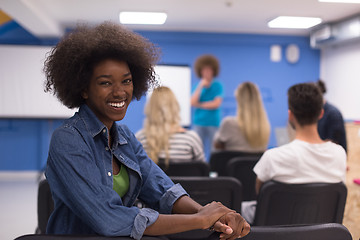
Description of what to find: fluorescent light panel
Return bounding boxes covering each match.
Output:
[319,0,360,3]
[268,16,322,29]
[119,12,167,25]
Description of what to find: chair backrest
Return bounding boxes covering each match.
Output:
[163,161,210,176]
[209,151,263,176]
[168,176,242,240]
[37,179,54,234]
[239,223,352,240]
[171,176,242,212]
[226,156,261,201]
[254,181,347,226]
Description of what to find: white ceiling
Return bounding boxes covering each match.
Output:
[2,0,360,38]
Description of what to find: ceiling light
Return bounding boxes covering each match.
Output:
[268,16,322,29]
[119,12,167,25]
[319,0,360,3]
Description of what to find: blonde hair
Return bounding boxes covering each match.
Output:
[235,82,270,149]
[143,86,181,165]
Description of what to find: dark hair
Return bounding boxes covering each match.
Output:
[194,54,220,78]
[316,79,327,94]
[44,22,160,109]
[287,83,323,126]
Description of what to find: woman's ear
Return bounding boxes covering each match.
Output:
[81,90,88,100]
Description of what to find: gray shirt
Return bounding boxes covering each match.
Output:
[213,116,267,152]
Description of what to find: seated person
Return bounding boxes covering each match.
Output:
[136,86,206,167]
[213,81,270,152]
[316,79,347,152]
[44,22,249,240]
[242,83,347,224]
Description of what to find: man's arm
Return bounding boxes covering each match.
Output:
[197,97,222,110]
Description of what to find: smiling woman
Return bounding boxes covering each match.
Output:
[43,21,250,240]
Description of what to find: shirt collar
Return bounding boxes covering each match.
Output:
[78,104,127,146]
[78,104,107,138]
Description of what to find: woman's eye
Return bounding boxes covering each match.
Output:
[100,81,111,86]
[123,78,133,84]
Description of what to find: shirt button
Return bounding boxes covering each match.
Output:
[105,147,109,151]
[102,129,106,134]
[108,172,112,177]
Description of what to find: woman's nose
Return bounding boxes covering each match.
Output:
[112,83,125,97]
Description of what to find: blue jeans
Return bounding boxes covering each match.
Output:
[193,125,218,162]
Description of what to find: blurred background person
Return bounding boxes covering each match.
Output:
[136,86,205,169]
[191,54,223,161]
[316,79,347,152]
[242,82,346,224]
[213,81,270,153]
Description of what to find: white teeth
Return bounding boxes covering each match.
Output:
[109,102,125,108]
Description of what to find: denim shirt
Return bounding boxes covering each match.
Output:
[45,104,187,240]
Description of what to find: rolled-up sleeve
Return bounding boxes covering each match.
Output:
[131,184,187,239]
[131,208,159,240]
[159,183,187,213]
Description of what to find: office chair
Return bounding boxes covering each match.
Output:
[209,151,263,176]
[168,176,243,240]
[241,223,352,240]
[226,156,261,201]
[15,235,168,240]
[162,161,210,176]
[206,223,352,240]
[36,179,54,234]
[253,181,347,226]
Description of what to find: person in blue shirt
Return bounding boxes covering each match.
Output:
[191,55,224,161]
[43,22,249,240]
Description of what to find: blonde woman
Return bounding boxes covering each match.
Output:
[136,86,205,167]
[213,82,270,152]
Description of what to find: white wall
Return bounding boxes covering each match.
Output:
[320,41,360,121]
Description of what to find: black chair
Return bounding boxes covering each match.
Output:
[171,176,242,212]
[163,161,210,176]
[239,223,352,240]
[253,181,347,226]
[205,223,352,240]
[36,179,54,234]
[209,151,263,176]
[226,156,261,201]
[15,235,168,240]
[168,176,243,240]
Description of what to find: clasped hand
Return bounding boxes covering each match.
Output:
[198,202,250,240]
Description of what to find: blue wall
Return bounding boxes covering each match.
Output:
[0,28,320,170]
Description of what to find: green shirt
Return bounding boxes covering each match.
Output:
[113,164,129,198]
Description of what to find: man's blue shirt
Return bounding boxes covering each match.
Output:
[193,80,223,127]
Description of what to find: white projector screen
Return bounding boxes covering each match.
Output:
[151,65,191,127]
[0,45,191,124]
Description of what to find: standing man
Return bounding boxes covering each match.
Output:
[191,54,223,161]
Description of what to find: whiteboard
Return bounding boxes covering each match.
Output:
[0,45,77,118]
[0,45,191,122]
[150,65,191,127]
